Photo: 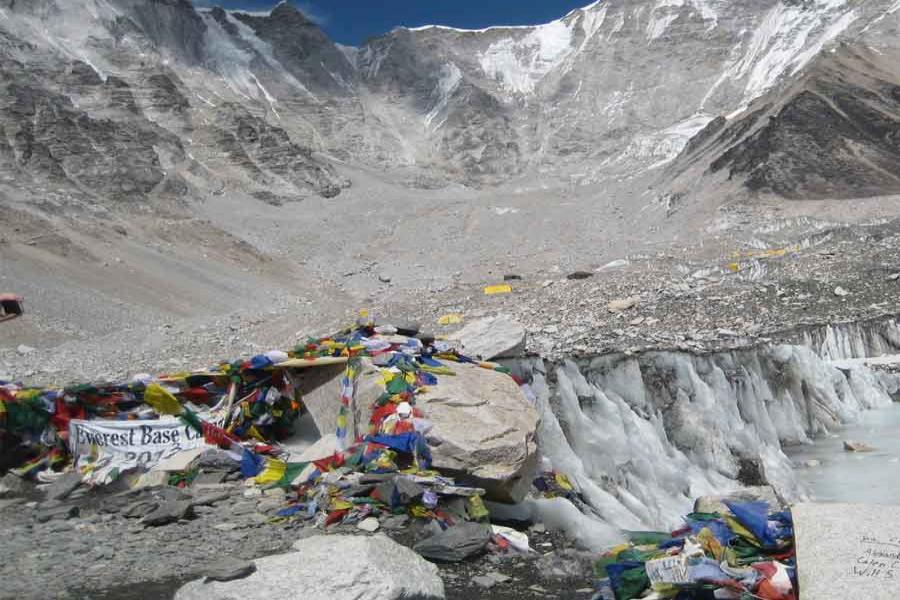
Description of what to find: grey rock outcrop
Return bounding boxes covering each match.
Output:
[231,3,355,95]
[417,361,539,502]
[175,534,445,600]
[452,314,526,360]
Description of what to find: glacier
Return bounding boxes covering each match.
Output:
[501,318,900,550]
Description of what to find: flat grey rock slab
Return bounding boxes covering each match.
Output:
[794,502,900,599]
[175,534,444,600]
[45,472,83,501]
[141,500,192,526]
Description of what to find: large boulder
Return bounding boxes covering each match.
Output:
[174,534,445,600]
[418,361,539,503]
[451,314,526,360]
[293,356,539,503]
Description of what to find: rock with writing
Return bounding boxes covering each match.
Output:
[794,503,900,600]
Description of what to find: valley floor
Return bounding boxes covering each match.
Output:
[3,174,900,385]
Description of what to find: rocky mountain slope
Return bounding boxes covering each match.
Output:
[2,0,897,202]
[670,3,900,200]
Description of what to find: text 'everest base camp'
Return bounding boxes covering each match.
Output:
[5,0,900,598]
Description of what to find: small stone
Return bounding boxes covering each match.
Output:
[190,492,231,507]
[35,504,79,523]
[804,459,821,468]
[834,286,850,297]
[141,500,193,526]
[378,273,392,284]
[473,572,511,589]
[16,345,35,355]
[608,297,638,313]
[357,517,380,533]
[566,271,593,280]
[503,274,523,281]
[203,559,256,583]
[122,500,159,519]
[843,440,874,452]
[243,487,263,499]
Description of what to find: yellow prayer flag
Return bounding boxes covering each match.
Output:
[143,384,182,416]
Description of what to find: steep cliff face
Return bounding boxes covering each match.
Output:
[675,42,900,200]
[3,0,896,203]
[0,27,187,203]
[230,3,355,95]
[669,2,900,200]
[0,0,348,204]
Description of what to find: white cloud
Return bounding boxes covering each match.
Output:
[296,2,329,25]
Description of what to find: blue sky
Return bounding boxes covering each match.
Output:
[194,1,597,45]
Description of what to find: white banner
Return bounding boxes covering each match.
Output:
[68,418,209,469]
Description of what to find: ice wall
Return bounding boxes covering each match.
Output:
[509,333,898,550]
[796,317,900,360]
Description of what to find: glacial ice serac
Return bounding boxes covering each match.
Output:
[506,319,900,550]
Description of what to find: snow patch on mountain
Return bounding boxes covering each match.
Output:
[647,11,680,40]
[479,20,575,95]
[609,11,627,36]
[576,2,608,50]
[703,0,857,109]
[425,63,462,128]
[691,0,719,28]
[618,113,715,168]
[789,10,859,76]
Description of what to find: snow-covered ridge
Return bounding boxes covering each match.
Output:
[408,1,610,96]
[406,0,605,35]
[479,19,576,96]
